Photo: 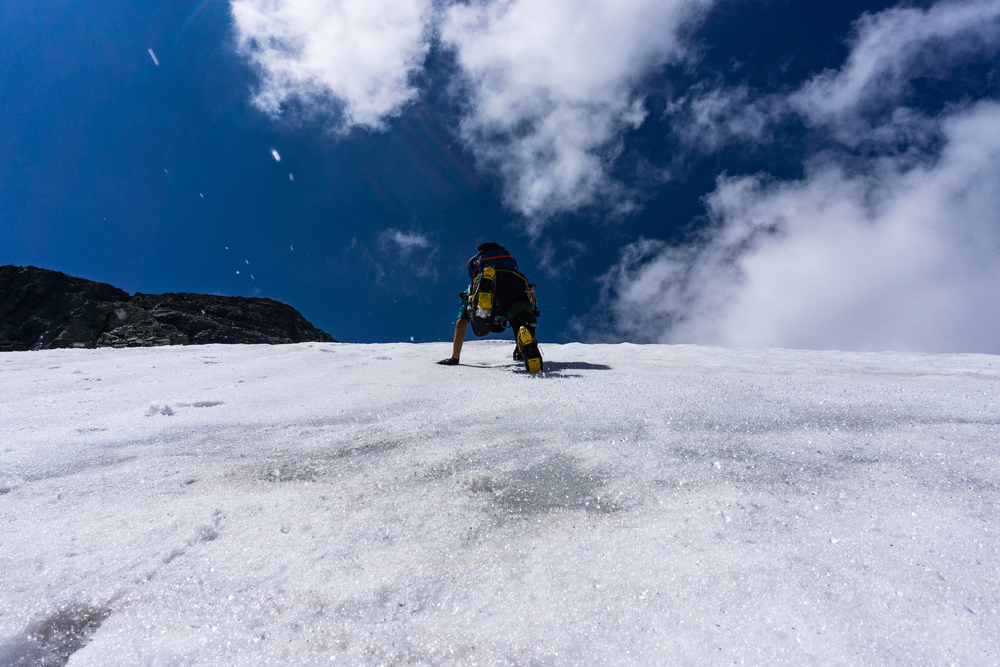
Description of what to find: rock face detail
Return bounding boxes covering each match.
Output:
[0,266,337,351]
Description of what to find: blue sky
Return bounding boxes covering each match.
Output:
[3,0,999,352]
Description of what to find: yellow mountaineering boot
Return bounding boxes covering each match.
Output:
[517,325,543,374]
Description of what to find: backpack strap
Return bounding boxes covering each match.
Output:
[478,252,512,263]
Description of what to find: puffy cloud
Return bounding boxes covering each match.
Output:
[230,0,435,130]
[439,0,712,231]
[601,101,1000,353]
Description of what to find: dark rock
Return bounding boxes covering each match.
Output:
[0,266,337,350]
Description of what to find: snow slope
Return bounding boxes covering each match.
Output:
[1,341,998,666]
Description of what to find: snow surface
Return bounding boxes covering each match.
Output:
[0,341,998,666]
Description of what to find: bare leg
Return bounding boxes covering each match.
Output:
[451,318,469,360]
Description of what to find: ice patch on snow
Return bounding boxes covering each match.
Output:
[0,603,111,667]
[468,454,622,516]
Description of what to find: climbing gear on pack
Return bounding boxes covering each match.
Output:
[525,282,537,306]
[476,266,495,319]
[469,265,501,337]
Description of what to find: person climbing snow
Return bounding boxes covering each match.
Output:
[437,242,543,373]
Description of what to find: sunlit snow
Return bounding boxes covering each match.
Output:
[1,341,997,665]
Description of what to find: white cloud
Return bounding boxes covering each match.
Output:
[667,0,1000,151]
[376,229,438,282]
[440,0,712,231]
[381,229,430,254]
[790,0,1000,136]
[230,0,435,130]
[601,102,1000,353]
[666,84,777,153]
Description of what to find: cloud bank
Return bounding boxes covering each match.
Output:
[600,0,1000,353]
[231,0,712,225]
[602,102,1000,352]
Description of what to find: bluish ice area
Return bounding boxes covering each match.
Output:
[0,342,997,665]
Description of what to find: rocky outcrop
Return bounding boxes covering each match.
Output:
[0,266,337,351]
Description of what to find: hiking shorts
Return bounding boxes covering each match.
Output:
[457,290,471,321]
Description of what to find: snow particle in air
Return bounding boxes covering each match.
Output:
[148,48,159,66]
[200,193,204,198]
[290,246,293,251]
[271,149,281,162]
[288,173,294,181]
[236,271,240,275]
